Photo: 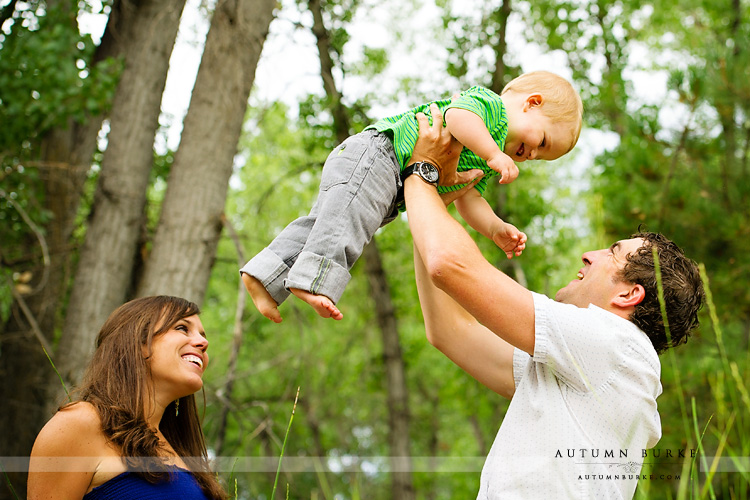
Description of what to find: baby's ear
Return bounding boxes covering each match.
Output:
[525,93,543,109]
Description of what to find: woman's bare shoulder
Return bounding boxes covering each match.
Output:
[32,401,105,454]
[28,402,121,499]
[49,401,100,427]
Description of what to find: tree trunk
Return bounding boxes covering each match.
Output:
[489,0,512,94]
[593,2,627,137]
[0,124,99,487]
[308,0,349,137]
[52,0,188,399]
[488,3,526,288]
[363,241,415,500]
[213,215,248,456]
[307,0,414,496]
[416,376,441,500]
[299,396,332,497]
[136,0,275,304]
[0,3,125,497]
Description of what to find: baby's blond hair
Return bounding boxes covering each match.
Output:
[502,71,584,152]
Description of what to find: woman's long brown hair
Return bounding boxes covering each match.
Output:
[64,296,227,499]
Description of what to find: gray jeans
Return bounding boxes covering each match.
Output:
[240,130,402,305]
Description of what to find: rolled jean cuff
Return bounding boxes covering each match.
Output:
[239,248,292,305]
[284,251,351,304]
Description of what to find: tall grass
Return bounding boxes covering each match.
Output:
[8,252,749,500]
[271,386,300,499]
[42,344,71,403]
[640,254,750,499]
[0,462,20,500]
[698,264,750,498]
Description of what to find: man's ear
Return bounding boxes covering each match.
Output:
[613,283,646,309]
[524,93,544,110]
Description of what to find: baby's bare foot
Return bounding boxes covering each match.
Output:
[241,273,282,323]
[289,288,343,320]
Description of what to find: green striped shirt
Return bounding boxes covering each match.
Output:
[365,86,508,195]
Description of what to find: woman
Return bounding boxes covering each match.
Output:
[28,296,227,499]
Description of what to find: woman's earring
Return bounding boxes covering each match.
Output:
[175,399,180,417]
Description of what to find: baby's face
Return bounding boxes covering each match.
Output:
[503,105,576,162]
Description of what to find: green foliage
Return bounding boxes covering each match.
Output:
[0,165,51,262]
[528,0,750,496]
[200,1,622,497]
[585,0,750,321]
[143,150,176,247]
[438,0,521,87]
[0,3,120,151]
[0,266,13,324]
[351,46,388,79]
[4,0,749,497]
[294,0,361,65]
[0,1,119,282]
[201,98,515,497]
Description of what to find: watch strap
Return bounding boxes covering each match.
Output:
[400,161,439,185]
[396,161,438,210]
[400,163,416,180]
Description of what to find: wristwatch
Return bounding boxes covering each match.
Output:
[401,161,439,186]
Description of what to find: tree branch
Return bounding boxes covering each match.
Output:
[0,188,50,295]
[658,106,695,227]
[3,274,54,356]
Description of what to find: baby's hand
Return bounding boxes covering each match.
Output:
[491,221,527,259]
[487,152,519,185]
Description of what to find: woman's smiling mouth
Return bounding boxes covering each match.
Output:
[182,354,204,369]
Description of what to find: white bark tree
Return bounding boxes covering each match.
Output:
[136,0,276,304]
[53,0,189,396]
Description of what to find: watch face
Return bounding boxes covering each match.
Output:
[418,162,439,184]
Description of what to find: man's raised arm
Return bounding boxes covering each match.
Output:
[413,243,517,398]
[405,104,536,357]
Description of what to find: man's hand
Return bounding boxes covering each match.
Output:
[410,103,484,188]
[439,181,482,206]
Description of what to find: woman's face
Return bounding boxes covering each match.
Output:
[148,314,209,400]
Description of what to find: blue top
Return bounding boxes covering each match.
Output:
[83,467,210,500]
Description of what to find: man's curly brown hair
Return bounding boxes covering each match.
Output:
[617,232,704,354]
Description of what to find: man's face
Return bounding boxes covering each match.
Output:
[555,238,646,309]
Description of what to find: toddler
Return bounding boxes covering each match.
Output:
[241,71,583,322]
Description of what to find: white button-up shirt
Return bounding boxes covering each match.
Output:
[478,292,663,499]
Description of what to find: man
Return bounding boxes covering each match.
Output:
[402,104,704,499]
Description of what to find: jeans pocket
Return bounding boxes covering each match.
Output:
[320,136,369,191]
